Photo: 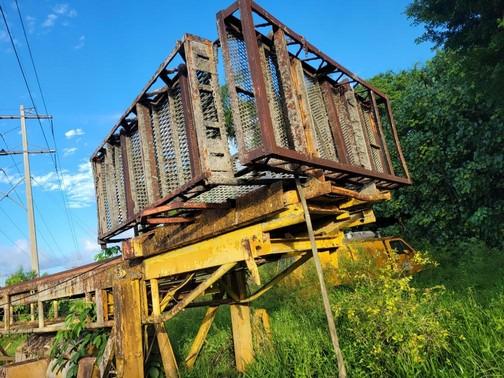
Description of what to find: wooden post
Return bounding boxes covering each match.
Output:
[113,279,144,378]
[52,301,59,320]
[185,306,219,369]
[4,296,10,331]
[156,324,179,378]
[151,278,161,317]
[229,270,253,372]
[95,291,104,325]
[38,300,44,329]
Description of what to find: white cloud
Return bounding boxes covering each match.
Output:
[0,237,97,285]
[32,162,95,209]
[64,128,85,139]
[53,4,69,15]
[63,147,77,156]
[83,238,99,254]
[42,13,58,28]
[26,16,36,34]
[42,4,77,29]
[74,35,85,50]
[0,30,8,43]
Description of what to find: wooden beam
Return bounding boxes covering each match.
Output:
[113,279,144,378]
[156,324,179,378]
[229,270,253,372]
[38,300,44,329]
[151,278,161,317]
[147,262,236,323]
[145,217,193,225]
[185,305,219,369]
[98,330,115,377]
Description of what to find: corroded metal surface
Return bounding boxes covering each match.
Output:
[92,1,411,244]
[217,0,411,189]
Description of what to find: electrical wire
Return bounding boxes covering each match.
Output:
[1,2,80,253]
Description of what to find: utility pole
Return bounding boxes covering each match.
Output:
[0,105,53,276]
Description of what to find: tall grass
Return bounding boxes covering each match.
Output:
[162,240,503,377]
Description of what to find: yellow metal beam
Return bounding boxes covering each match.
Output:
[185,305,219,369]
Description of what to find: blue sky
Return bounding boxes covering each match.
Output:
[0,0,434,282]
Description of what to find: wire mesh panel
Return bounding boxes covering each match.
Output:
[91,35,235,242]
[217,0,410,189]
[92,144,127,235]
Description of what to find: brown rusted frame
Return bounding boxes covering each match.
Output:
[97,173,210,243]
[1,257,121,297]
[91,41,183,160]
[238,0,276,151]
[370,91,394,175]
[136,102,161,201]
[217,0,412,186]
[141,202,229,218]
[93,35,229,243]
[178,63,203,178]
[320,80,348,164]
[384,98,410,179]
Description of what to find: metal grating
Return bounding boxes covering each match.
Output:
[263,46,292,149]
[358,102,384,173]
[130,130,149,212]
[172,83,193,183]
[192,184,262,203]
[218,2,410,189]
[226,30,261,151]
[304,75,337,160]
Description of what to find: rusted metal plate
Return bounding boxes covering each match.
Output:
[217,0,411,189]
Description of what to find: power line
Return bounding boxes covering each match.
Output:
[13,0,49,115]
[1,3,79,253]
[0,4,52,152]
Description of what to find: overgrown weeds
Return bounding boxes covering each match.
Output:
[170,241,503,377]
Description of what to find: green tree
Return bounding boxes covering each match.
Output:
[367,0,504,247]
[5,267,37,286]
[407,0,504,105]
[371,51,503,247]
[94,246,120,262]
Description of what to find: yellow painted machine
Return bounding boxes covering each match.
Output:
[317,232,421,285]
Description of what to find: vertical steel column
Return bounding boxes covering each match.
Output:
[229,269,253,372]
[178,64,203,178]
[238,0,276,151]
[272,28,307,152]
[321,81,349,163]
[370,91,394,175]
[113,278,144,378]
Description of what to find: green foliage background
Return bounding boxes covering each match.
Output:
[368,0,503,247]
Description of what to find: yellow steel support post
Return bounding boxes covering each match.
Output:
[151,278,161,317]
[229,269,254,372]
[156,324,179,378]
[185,305,219,369]
[113,279,144,378]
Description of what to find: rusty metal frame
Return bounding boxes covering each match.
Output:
[217,0,411,189]
[91,34,240,243]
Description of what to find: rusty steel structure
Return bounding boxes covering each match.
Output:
[91,1,410,244]
[0,1,412,377]
[217,1,410,186]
